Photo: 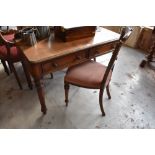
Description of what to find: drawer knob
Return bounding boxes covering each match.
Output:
[52,63,58,67]
[95,51,99,54]
[76,55,82,60]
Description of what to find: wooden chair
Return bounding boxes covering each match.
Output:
[0,30,32,89]
[64,27,132,116]
[0,32,15,75]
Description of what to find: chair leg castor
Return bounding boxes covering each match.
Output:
[140,60,146,68]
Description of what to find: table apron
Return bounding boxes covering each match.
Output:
[27,42,115,78]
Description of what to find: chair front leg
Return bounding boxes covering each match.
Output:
[106,83,111,99]
[64,82,70,107]
[7,61,13,73]
[99,89,105,116]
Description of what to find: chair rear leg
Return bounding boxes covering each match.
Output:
[64,82,70,106]
[50,73,53,79]
[99,89,105,116]
[21,61,33,90]
[106,84,111,99]
[1,60,10,75]
[10,62,22,89]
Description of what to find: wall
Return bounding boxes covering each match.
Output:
[102,26,143,48]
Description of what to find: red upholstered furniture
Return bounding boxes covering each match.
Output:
[64,27,132,116]
[0,32,15,75]
[3,33,15,41]
[0,30,32,89]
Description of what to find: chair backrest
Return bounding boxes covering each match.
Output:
[100,26,132,90]
[0,29,15,45]
[0,30,16,59]
[0,31,7,46]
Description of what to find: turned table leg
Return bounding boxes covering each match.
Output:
[34,77,47,114]
[31,64,47,114]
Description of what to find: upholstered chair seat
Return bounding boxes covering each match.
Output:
[65,60,112,89]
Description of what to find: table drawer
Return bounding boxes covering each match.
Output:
[41,49,87,74]
[90,43,115,58]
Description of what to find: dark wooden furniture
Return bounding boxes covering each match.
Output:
[138,27,154,52]
[140,26,155,68]
[54,26,96,42]
[0,30,32,89]
[64,27,132,116]
[16,27,120,114]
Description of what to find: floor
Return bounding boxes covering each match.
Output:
[0,46,155,129]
